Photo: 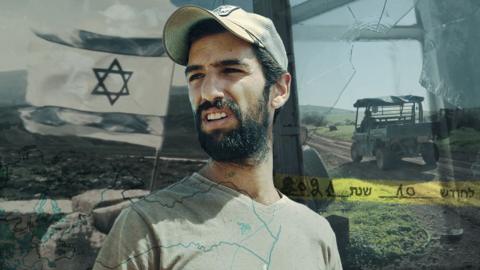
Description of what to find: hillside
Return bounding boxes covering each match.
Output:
[300,104,356,124]
[0,69,28,106]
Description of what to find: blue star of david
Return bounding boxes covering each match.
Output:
[91,58,133,105]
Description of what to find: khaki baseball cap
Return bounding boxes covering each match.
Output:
[163,5,288,70]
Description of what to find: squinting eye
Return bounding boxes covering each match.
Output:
[189,73,204,82]
[223,68,241,74]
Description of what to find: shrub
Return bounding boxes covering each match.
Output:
[301,112,327,127]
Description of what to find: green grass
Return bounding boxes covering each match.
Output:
[309,124,480,157]
[438,127,480,155]
[309,125,355,141]
[299,105,356,125]
[323,201,430,269]
[325,113,356,125]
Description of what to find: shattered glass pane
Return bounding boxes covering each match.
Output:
[292,0,426,122]
[292,0,480,268]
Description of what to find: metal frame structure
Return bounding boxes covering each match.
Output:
[253,0,304,176]
[253,0,425,177]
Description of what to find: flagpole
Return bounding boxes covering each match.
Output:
[149,61,176,191]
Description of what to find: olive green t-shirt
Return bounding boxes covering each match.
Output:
[93,173,342,270]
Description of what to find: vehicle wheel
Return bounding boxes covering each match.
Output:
[351,143,363,163]
[375,147,393,170]
[421,142,439,165]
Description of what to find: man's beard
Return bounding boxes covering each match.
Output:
[194,96,270,165]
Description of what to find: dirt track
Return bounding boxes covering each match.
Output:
[308,134,477,181]
[307,134,480,269]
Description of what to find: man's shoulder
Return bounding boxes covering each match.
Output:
[130,174,198,207]
[283,196,330,222]
[281,197,336,238]
[124,173,227,220]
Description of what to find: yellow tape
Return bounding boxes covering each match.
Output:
[274,175,480,207]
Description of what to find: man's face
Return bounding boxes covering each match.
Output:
[186,31,271,163]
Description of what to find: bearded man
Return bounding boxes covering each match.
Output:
[93,5,342,270]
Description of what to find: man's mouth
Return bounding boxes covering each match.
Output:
[206,112,228,121]
[200,109,237,132]
[196,100,241,132]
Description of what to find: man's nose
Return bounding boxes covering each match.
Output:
[200,74,225,102]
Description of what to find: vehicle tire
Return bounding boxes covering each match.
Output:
[421,142,439,165]
[375,147,393,170]
[351,143,363,163]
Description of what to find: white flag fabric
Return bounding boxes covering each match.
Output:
[27,32,171,116]
[19,106,164,148]
[23,30,173,148]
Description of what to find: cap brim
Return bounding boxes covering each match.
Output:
[163,5,257,66]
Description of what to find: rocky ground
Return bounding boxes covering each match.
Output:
[0,146,207,270]
[0,147,206,200]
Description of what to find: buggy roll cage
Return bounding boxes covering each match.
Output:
[353,95,425,129]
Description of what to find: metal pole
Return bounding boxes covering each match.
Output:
[149,62,176,191]
[253,0,304,177]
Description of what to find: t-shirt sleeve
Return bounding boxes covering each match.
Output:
[316,215,343,270]
[92,205,159,270]
[327,233,343,270]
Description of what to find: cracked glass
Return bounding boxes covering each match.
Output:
[292,0,480,268]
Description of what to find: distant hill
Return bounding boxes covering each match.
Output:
[300,105,356,124]
[300,105,354,115]
[0,70,27,107]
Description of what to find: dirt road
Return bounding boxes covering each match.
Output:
[308,134,477,181]
[307,134,480,269]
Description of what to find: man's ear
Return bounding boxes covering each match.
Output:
[270,72,291,109]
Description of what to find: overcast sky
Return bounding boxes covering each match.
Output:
[0,0,429,110]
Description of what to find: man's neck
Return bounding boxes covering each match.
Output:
[198,153,281,205]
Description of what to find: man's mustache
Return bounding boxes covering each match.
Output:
[197,99,225,113]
